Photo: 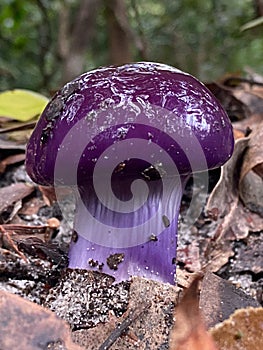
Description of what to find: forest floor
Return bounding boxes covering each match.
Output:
[0,73,263,349]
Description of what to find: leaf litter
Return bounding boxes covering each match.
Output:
[0,74,263,349]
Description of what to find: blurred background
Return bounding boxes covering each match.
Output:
[0,0,263,94]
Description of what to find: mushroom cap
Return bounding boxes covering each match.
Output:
[26,62,234,186]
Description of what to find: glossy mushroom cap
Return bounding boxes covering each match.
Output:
[25,62,234,186]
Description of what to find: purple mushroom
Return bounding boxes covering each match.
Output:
[25,62,234,284]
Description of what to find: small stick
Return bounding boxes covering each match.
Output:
[0,121,36,134]
[0,225,28,262]
[1,224,48,235]
[98,300,151,350]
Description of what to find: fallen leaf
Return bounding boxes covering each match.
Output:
[206,81,249,121]
[124,276,179,348]
[199,272,260,329]
[176,268,202,289]
[38,185,58,206]
[0,153,25,174]
[1,223,49,236]
[208,72,263,119]
[206,137,249,219]
[233,113,263,135]
[0,183,35,218]
[230,233,263,275]
[0,116,13,125]
[177,239,202,272]
[0,120,36,134]
[232,82,263,114]
[47,272,180,349]
[98,300,151,350]
[18,237,68,267]
[0,137,26,150]
[38,185,73,206]
[0,222,63,264]
[0,89,48,121]
[204,136,263,272]
[0,290,83,350]
[18,196,45,216]
[210,307,263,350]
[72,316,119,350]
[233,128,246,140]
[0,120,36,144]
[239,121,263,216]
[169,276,218,350]
[0,225,28,262]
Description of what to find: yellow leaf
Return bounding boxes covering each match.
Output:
[0,89,49,121]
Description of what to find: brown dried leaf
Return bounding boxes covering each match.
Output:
[69,274,180,350]
[98,301,151,350]
[240,121,263,180]
[177,239,202,272]
[0,225,28,262]
[0,183,35,216]
[176,269,202,289]
[0,153,25,174]
[210,307,263,350]
[204,136,263,272]
[206,137,249,218]
[233,113,263,134]
[0,222,63,266]
[0,290,83,350]
[0,137,26,150]
[38,185,72,206]
[17,236,68,266]
[206,81,249,121]
[233,128,246,140]
[0,116,13,125]
[170,276,218,350]
[0,120,36,134]
[199,272,260,329]
[232,82,263,114]
[230,233,263,275]
[244,86,263,100]
[1,223,48,236]
[239,170,263,216]
[72,317,119,350]
[18,196,45,216]
[239,121,263,216]
[0,120,35,144]
[39,185,58,206]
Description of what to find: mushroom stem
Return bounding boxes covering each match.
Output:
[68,174,188,284]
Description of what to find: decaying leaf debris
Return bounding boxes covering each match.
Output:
[170,276,218,350]
[210,307,263,350]
[0,289,83,350]
[0,71,263,349]
[200,272,260,329]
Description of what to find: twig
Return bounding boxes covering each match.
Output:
[224,76,263,87]
[0,225,28,262]
[1,224,48,235]
[0,121,36,134]
[98,300,151,350]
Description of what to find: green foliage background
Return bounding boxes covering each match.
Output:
[0,0,262,94]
